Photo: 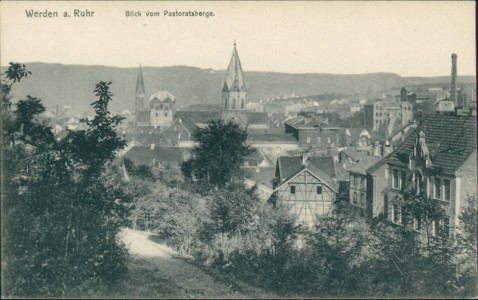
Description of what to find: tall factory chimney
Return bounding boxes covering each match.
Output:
[451,53,458,105]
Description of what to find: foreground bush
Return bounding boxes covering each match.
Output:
[2,67,130,297]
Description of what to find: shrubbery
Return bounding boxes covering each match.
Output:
[2,65,130,297]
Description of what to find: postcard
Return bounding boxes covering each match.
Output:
[1,1,476,299]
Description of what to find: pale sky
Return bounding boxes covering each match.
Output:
[1,1,475,76]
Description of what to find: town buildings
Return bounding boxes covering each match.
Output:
[121,46,476,240]
[348,157,381,217]
[363,99,414,131]
[383,114,476,236]
[273,155,348,225]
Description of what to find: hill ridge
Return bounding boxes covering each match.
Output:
[3,63,475,114]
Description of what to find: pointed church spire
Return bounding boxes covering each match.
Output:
[136,64,145,96]
[224,42,246,92]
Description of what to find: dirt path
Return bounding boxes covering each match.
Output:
[120,228,244,298]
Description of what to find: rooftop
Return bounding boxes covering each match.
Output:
[387,114,476,174]
[150,89,176,102]
[348,157,381,175]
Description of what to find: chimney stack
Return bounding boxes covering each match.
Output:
[451,53,458,105]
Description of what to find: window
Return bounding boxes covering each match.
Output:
[385,168,389,178]
[436,216,450,238]
[444,179,451,201]
[290,185,296,194]
[232,98,237,109]
[164,113,168,117]
[327,137,331,144]
[414,171,423,193]
[360,193,365,206]
[307,137,311,143]
[435,178,442,199]
[442,216,450,238]
[360,177,364,189]
[224,98,228,109]
[413,217,422,231]
[241,98,245,109]
[353,192,358,204]
[354,175,358,187]
[393,169,399,188]
[393,204,401,224]
[400,171,407,190]
[155,112,158,117]
[317,137,321,144]
[316,186,322,194]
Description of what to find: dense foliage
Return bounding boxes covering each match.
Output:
[2,66,130,297]
[130,161,478,298]
[181,119,252,188]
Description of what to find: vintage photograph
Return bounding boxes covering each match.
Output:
[1,1,476,298]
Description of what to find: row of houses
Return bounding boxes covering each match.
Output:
[245,112,476,238]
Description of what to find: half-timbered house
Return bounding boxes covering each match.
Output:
[273,155,348,225]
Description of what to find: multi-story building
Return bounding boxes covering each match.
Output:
[284,112,339,149]
[383,114,476,236]
[273,155,348,225]
[348,157,380,217]
[364,100,414,132]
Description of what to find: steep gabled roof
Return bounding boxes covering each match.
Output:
[340,148,366,162]
[223,42,246,92]
[136,65,146,96]
[174,111,221,132]
[349,157,381,175]
[244,149,263,165]
[150,89,176,102]
[308,156,336,179]
[276,155,345,186]
[365,151,394,175]
[162,118,191,133]
[387,114,476,174]
[277,156,304,181]
[244,167,276,188]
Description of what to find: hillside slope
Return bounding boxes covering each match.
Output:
[3,63,475,114]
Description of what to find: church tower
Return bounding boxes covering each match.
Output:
[221,42,247,127]
[135,65,146,126]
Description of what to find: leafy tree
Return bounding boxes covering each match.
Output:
[1,62,31,109]
[63,81,126,173]
[2,71,130,297]
[181,119,252,188]
[453,196,478,297]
